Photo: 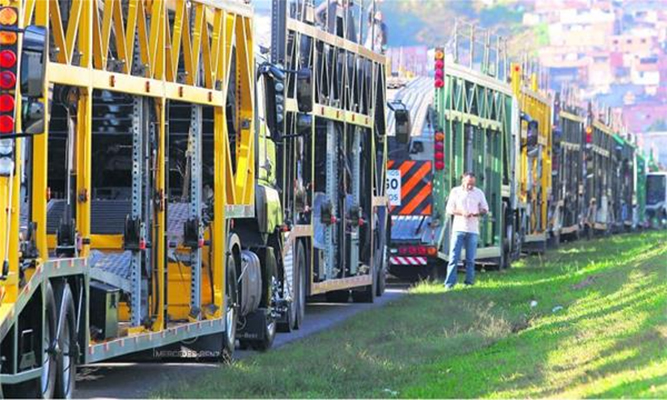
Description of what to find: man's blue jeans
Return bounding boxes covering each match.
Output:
[444,231,478,288]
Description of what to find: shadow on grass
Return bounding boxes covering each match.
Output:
[156,232,667,399]
[403,232,667,399]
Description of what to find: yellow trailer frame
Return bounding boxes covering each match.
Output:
[510,63,552,252]
[276,2,388,296]
[1,0,257,385]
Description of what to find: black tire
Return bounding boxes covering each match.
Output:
[429,260,447,281]
[376,253,386,297]
[294,241,307,329]
[501,204,513,269]
[250,308,276,352]
[325,290,350,303]
[54,283,76,399]
[221,253,238,362]
[352,270,376,303]
[389,265,429,283]
[375,235,387,297]
[277,303,295,333]
[279,242,303,333]
[5,282,57,399]
[252,255,277,352]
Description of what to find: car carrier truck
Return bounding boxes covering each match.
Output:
[582,104,616,237]
[0,0,388,397]
[510,58,552,254]
[386,23,520,279]
[647,171,667,228]
[550,91,586,242]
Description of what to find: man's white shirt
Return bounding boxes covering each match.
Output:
[446,186,489,234]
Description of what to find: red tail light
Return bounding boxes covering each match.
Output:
[435,161,445,170]
[0,50,15,68]
[435,60,444,70]
[0,71,15,89]
[0,94,13,112]
[435,151,444,161]
[0,115,13,133]
[434,142,444,151]
[408,246,417,255]
[417,246,427,255]
[398,247,408,255]
[435,78,444,88]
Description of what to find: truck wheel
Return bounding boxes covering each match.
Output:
[55,283,77,399]
[221,254,238,362]
[4,283,57,399]
[503,225,513,269]
[251,308,276,352]
[325,290,350,303]
[376,254,386,297]
[252,259,278,352]
[352,271,376,303]
[294,241,307,329]
[374,239,387,297]
[278,242,300,333]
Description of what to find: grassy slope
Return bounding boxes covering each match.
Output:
[159,232,667,399]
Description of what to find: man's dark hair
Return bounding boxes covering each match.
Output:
[462,171,476,179]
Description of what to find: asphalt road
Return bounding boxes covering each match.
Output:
[75,286,407,399]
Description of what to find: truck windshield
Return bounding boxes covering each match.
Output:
[647,175,666,205]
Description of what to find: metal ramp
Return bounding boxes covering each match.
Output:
[387,77,434,138]
[44,200,195,292]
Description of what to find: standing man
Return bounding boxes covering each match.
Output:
[444,172,489,289]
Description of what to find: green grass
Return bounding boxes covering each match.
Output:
[157,231,667,399]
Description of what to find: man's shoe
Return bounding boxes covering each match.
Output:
[464,282,474,287]
[444,284,455,290]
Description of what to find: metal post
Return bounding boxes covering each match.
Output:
[189,105,203,318]
[130,97,144,327]
[453,20,459,64]
[325,120,337,279]
[469,23,474,69]
[271,0,287,65]
[350,126,360,275]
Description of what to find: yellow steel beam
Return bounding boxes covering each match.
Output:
[32,0,50,259]
[49,0,67,64]
[153,98,167,331]
[234,16,255,205]
[76,89,92,258]
[213,107,226,316]
[64,0,83,65]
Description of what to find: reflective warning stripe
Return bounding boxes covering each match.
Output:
[389,256,428,265]
[388,160,433,216]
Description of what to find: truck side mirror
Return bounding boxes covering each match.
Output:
[20,25,47,135]
[394,108,411,144]
[259,67,284,141]
[296,68,312,113]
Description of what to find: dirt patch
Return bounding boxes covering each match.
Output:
[511,314,537,333]
[572,275,598,290]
